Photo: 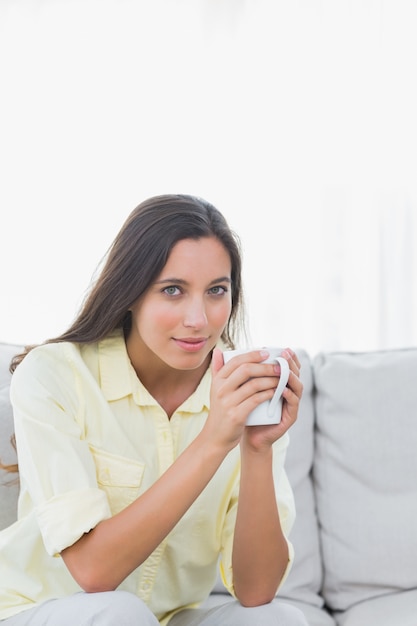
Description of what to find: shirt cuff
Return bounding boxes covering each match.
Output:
[35,488,111,556]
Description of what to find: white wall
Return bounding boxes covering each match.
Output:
[1,0,417,355]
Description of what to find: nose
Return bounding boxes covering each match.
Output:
[183,297,208,329]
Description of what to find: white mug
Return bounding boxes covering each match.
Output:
[222,347,290,426]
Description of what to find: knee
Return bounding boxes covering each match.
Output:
[81,591,159,626]
[233,599,308,626]
[269,600,309,625]
[262,600,308,626]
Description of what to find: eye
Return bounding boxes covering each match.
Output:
[163,285,182,296]
[208,285,228,296]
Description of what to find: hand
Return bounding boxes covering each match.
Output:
[207,348,302,453]
[210,349,303,449]
[242,348,303,453]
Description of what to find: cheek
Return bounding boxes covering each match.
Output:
[144,303,179,329]
[212,300,232,326]
[131,302,168,334]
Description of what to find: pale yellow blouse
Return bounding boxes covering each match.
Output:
[0,331,295,624]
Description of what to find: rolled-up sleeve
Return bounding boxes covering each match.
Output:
[10,344,112,555]
[35,488,110,555]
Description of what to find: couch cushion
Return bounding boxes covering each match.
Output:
[335,588,417,626]
[279,349,325,609]
[0,343,22,531]
[313,348,417,612]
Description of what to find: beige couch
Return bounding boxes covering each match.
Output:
[1,341,417,625]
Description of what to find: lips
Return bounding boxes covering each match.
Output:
[174,337,208,352]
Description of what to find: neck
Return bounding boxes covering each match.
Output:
[126,337,210,418]
[141,366,209,419]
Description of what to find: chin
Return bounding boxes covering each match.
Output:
[173,352,212,372]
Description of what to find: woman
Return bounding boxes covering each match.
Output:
[0,194,306,625]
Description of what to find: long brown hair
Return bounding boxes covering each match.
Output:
[10,194,245,372]
[0,435,18,475]
[2,195,245,475]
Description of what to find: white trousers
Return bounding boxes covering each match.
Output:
[169,599,309,626]
[1,591,308,626]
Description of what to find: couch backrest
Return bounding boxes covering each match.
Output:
[312,347,417,612]
[280,346,417,618]
[0,343,21,530]
[278,349,324,609]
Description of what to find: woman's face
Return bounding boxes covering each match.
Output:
[128,237,233,372]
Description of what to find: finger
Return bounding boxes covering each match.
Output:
[220,350,274,385]
[282,385,301,416]
[283,348,301,368]
[211,347,225,375]
[222,349,270,371]
[286,369,304,399]
[226,375,279,419]
[282,349,301,377]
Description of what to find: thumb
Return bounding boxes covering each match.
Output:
[211,347,225,375]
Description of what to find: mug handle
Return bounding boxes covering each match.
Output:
[267,357,290,418]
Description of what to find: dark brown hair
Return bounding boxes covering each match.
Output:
[10,194,245,372]
[0,435,18,476]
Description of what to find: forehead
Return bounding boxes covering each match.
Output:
[160,237,231,278]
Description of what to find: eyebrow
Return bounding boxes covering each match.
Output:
[154,276,232,286]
